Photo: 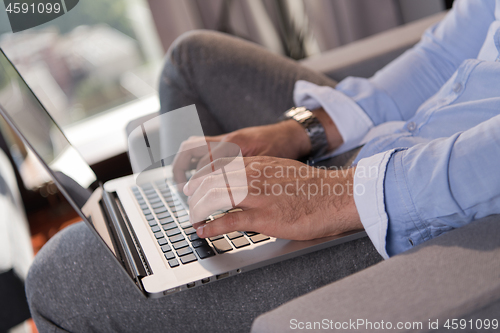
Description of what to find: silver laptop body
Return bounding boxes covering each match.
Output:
[0,48,365,298]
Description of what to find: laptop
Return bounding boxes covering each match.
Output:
[0,48,365,297]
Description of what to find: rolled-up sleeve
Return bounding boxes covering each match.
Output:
[293,0,493,154]
[353,149,400,259]
[355,114,500,259]
[294,80,373,155]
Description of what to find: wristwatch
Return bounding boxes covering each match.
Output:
[282,106,328,160]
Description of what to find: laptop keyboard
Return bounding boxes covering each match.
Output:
[131,180,270,268]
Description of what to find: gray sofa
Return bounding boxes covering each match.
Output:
[128,11,500,332]
[252,12,500,332]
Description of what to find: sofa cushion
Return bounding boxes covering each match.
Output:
[252,214,500,332]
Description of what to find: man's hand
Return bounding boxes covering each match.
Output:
[185,156,363,241]
[171,120,309,186]
[171,108,343,187]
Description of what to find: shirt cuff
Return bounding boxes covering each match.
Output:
[353,150,398,259]
[384,148,431,257]
[293,80,374,156]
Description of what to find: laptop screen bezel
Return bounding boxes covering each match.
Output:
[0,47,145,290]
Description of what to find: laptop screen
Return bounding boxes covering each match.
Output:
[0,48,97,209]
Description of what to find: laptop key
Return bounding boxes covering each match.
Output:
[183,227,196,235]
[164,251,175,260]
[232,237,250,248]
[188,233,200,241]
[148,197,162,204]
[250,234,270,243]
[169,234,185,243]
[161,244,171,252]
[209,235,224,241]
[195,245,216,259]
[148,220,157,227]
[140,204,149,210]
[162,222,177,231]
[166,228,181,237]
[244,231,258,237]
[176,247,193,257]
[159,216,174,224]
[180,253,197,264]
[142,209,151,215]
[150,202,164,209]
[177,215,190,223]
[212,239,233,253]
[168,259,179,268]
[191,239,208,248]
[157,238,168,246]
[172,240,189,250]
[154,231,164,239]
[175,210,188,217]
[151,225,161,233]
[154,206,168,214]
[157,212,172,219]
[227,232,243,240]
[179,222,192,229]
[144,214,155,221]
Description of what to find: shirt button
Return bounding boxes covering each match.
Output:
[452,82,463,93]
[407,121,416,131]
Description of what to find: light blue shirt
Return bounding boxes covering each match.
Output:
[294,0,500,259]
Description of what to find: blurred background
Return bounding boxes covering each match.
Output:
[0,0,451,128]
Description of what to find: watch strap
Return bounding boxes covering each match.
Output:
[282,107,328,160]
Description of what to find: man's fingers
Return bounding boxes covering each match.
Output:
[184,156,246,195]
[186,168,248,204]
[171,135,224,185]
[189,186,252,223]
[189,187,233,223]
[196,209,259,238]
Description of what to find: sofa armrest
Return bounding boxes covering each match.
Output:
[300,12,447,81]
[252,214,500,332]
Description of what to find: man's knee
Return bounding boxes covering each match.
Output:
[169,30,227,57]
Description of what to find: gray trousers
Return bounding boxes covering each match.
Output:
[26,31,382,333]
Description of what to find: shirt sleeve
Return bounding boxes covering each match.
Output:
[294,0,494,151]
[293,80,373,156]
[355,114,500,259]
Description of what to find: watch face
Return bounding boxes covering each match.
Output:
[294,111,312,123]
[285,107,309,120]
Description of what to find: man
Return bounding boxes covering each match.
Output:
[26,0,500,331]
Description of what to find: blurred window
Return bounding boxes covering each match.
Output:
[0,0,163,127]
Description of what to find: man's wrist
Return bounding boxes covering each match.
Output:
[343,167,363,231]
[282,107,330,159]
[312,108,343,151]
[279,119,311,157]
